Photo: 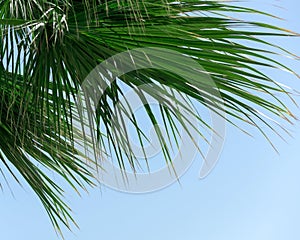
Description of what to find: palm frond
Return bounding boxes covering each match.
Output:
[0,0,298,236]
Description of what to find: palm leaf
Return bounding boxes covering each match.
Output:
[0,0,298,236]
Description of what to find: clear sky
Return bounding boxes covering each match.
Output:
[1,0,300,239]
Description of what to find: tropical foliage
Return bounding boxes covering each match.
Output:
[0,0,298,236]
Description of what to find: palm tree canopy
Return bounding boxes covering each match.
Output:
[0,0,298,235]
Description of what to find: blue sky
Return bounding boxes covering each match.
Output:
[1,0,300,239]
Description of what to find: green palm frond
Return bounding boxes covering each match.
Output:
[0,0,298,236]
[0,67,95,233]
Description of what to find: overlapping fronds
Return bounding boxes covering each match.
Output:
[0,0,298,236]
